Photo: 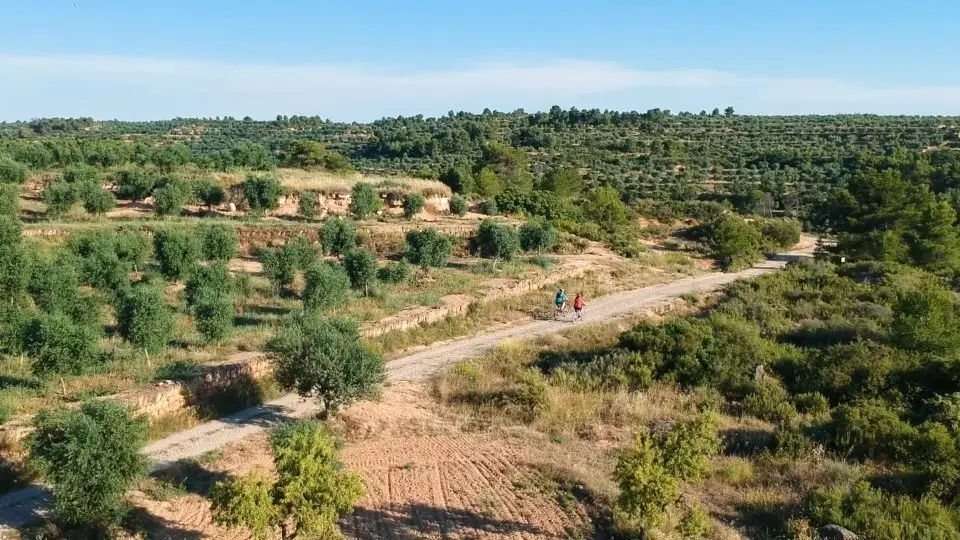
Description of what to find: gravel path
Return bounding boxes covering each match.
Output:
[0,252,806,532]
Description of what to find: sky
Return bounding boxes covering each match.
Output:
[2,0,960,121]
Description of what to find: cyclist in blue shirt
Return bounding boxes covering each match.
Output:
[554,288,568,313]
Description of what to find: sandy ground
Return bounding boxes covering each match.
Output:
[0,246,812,535]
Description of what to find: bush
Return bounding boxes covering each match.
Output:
[0,156,29,184]
[210,420,363,539]
[794,392,831,417]
[482,198,499,216]
[117,284,174,354]
[298,190,317,219]
[743,378,798,424]
[377,261,413,284]
[260,247,298,294]
[450,194,468,217]
[343,249,378,295]
[114,168,154,202]
[24,313,102,377]
[349,182,381,219]
[519,218,558,255]
[269,315,385,417]
[82,188,116,216]
[199,224,238,261]
[194,178,225,210]
[154,228,200,281]
[759,218,802,250]
[404,228,454,269]
[27,401,147,530]
[403,192,425,218]
[302,262,351,312]
[152,182,189,216]
[321,217,357,257]
[822,400,917,461]
[475,219,520,263]
[242,174,283,216]
[194,295,234,343]
[43,181,79,216]
[704,213,764,270]
[0,184,19,217]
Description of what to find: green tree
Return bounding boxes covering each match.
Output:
[151,143,191,172]
[27,401,147,531]
[302,262,351,312]
[705,213,763,270]
[588,187,630,232]
[269,315,385,418]
[184,261,233,308]
[62,164,99,184]
[474,167,503,198]
[152,182,189,216]
[284,235,319,270]
[298,190,317,219]
[321,217,357,257]
[349,183,381,219]
[199,224,238,261]
[194,295,234,343]
[24,312,102,377]
[82,188,116,216]
[117,284,173,354]
[261,247,298,294]
[0,156,29,184]
[114,168,155,202]
[475,219,520,264]
[43,181,79,216]
[154,228,200,281]
[402,192,426,219]
[0,184,19,217]
[404,228,454,269]
[242,174,284,216]
[481,142,533,192]
[0,219,31,302]
[540,166,583,197]
[724,106,735,117]
[194,178,226,210]
[891,283,958,354]
[377,261,412,284]
[440,166,474,194]
[343,249,378,295]
[210,420,363,540]
[449,194,468,217]
[519,218,558,255]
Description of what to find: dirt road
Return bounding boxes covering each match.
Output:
[0,251,808,533]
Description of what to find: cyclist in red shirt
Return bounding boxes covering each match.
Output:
[573,293,585,321]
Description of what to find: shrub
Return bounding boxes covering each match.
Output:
[194,295,234,343]
[519,218,558,255]
[27,401,148,530]
[210,420,363,539]
[114,168,155,202]
[743,378,798,424]
[759,218,802,250]
[269,315,385,417]
[0,156,29,184]
[822,400,917,461]
[117,284,174,354]
[349,182,381,218]
[199,224,238,261]
[152,182,189,216]
[302,263,351,312]
[242,174,283,216]
[402,192,425,219]
[154,228,200,281]
[404,228,454,269]
[0,184,19,216]
[261,247,298,294]
[794,392,831,417]
[450,194,468,217]
[482,198,499,216]
[43,181,79,216]
[298,190,317,219]
[82,188,116,216]
[343,249,378,295]
[703,213,764,270]
[321,218,357,257]
[475,219,520,263]
[377,261,412,284]
[24,313,102,377]
[194,178,225,210]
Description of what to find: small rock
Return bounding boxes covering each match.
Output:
[819,524,858,540]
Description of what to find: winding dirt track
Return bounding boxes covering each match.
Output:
[0,251,808,533]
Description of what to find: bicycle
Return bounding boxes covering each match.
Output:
[553,303,569,320]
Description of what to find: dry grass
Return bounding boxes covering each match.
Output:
[213,168,452,197]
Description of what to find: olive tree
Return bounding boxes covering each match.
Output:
[82,188,116,216]
[43,181,79,216]
[184,261,233,308]
[0,184,19,217]
[152,183,189,216]
[402,192,425,219]
[27,401,147,531]
[343,249,378,295]
[519,218,558,255]
[199,224,238,261]
[117,284,173,354]
[349,182,381,219]
[154,228,200,281]
[404,228,454,269]
[302,263,351,312]
[210,420,363,540]
[449,194,468,217]
[321,217,357,256]
[298,190,317,219]
[194,295,234,343]
[242,174,284,216]
[24,312,102,377]
[194,178,226,210]
[0,156,29,184]
[261,247,298,294]
[114,168,155,202]
[269,314,385,418]
[475,219,520,265]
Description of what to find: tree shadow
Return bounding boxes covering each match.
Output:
[733,498,798,539]
[347,503,553,539]
[234,313,269,328]
[0,374,44,391]
[150,459,231,497]
[185,372,267,420]
[244,303,293,317]
[123,506,205,540]
[722,427,775,457]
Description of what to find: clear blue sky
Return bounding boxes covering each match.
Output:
[2,0,959,120]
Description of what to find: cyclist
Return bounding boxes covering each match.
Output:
[554,288,568,316]
[573,293,585,321]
